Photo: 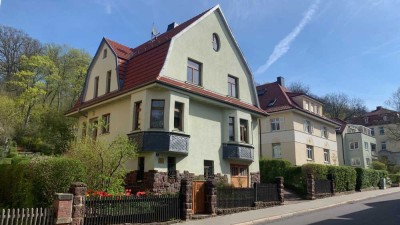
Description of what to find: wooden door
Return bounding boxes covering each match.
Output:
[231,164,249,188]
[192,181,205,214]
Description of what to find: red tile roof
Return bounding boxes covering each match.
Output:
[67,6,266,116]
[348,106,398,126]
[256,82,339,125]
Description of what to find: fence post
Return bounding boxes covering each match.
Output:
[69,182,87,225]
[180,178,193,220]
[205,179,217,215]
[254,182,258,202]
[53,193,73,225]
[306,174,315,200]
[276,176,284,204]
[328,173,336,196]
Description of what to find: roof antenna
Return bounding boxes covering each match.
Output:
[151,23,159,41]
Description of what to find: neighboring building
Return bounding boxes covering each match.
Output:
[257,77,340,166]
[349,106,400,165]
[335,119,376,168]
[66,6,267,190]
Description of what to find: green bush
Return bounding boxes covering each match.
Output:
[259,159,292,183]
[327,166,357,192]
[284,166,306,195]
[372,161,387,170]
[388,174,400,183]
[301,164,328,179]
[0,156,86,208]
[355,168,380,190]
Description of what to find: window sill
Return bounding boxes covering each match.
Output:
[307,159,314,162]
[184,81,203,88]
[226,95,240,100]
[171,129,185,134]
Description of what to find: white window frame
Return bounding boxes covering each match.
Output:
[366,158,371,165]
[310,103,314,112]
[306,145,314,160]
[381,141,387,150]
[323,149,330,163]
[270,118,283,131]
[305,101,309,110]
[304,120,313,133]
[321,126,328,138]
[371,128,375,136]
[272,143,282,159]
[351,158,361,166]
[350,141,359,150]
[364,142,369,150]
[379,127,385,135]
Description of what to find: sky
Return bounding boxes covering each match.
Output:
[0,0,399,111]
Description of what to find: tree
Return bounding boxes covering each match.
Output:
[322,93,367,120]
[8,55,57,129]
[0,25,42,90]
[385,87,400,142]
[0,95,21,154]
[66,135,137,193]
[287,81,311,95]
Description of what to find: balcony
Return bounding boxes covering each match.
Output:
[128,131,189,155]
[223,143,254,162]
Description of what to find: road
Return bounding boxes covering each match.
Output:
[258,192,400,225]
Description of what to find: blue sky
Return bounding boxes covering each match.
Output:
[0,0,399,111]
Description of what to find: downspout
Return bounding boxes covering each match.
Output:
[259,118,262,159]
[341,135,346,165]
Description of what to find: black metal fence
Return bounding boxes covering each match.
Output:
[217,183,279,209]
[84,194,181,225]
[315,179,332,195]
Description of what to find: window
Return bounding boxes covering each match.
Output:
[228,75,238,98]
[174,102,184,131]
[137,157,145,181]
[204,160,214,179]
[240,119,248,143]
[167,157,176,178]
[212,33,220,51]
[381,141,387,150]
[228,117,235,141]
[101,114,110,134]
[106,71,111,94]
[316,106,320,114]
[81,122,87,138]
[383,115,388,121]
[103,49,107,58]
[310,103,314,112]
[231,165,248,177]
[305,101,309,110]
[304,120,312,133]
[272,143,282,158]
[379,127,385,135]
[351,158,361,166]
[133,101,142,130]
[350,141,359,150]
[371,128,375,136]
[364,142,369,150]
[90,118,98,140]
[324,149,330,163]
[187,59,201,85]
[371,143,376,151]
[94,76,99,98]
[306,145,314,160]
[321,126,328,138]
[364,117,368,124]
[271,118,283,131]
[366,158,371,166]
[150,100,165,128]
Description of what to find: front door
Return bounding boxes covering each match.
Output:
[192,181,205,214]
[231,164,249,188]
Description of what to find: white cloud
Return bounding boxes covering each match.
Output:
[255,0,320,75]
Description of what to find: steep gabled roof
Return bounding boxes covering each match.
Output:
[349,106,398,126]
[256,81,339,125]
[67,6,266,116]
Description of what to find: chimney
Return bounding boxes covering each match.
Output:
[167,22,179,31]
[277,76,285,87]
[377,106,382,110]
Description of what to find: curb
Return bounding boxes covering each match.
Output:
[234,189,398,225]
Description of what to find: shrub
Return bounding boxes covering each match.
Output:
[327,165,356,192]
[301,164,328,180]
[284,166,306,195]
[259,159,292,183]
[372,161,387,171]
[0,156,86,208]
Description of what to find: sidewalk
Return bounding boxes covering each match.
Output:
[182,187,400,225]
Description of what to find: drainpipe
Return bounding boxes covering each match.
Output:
[259,118,262,159]
[341,135,346,165]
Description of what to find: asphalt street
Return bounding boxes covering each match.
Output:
[258,192,400,225]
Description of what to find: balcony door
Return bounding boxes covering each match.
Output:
[230,164,249,188]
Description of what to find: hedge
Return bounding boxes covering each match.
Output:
[259,158,291,183]
[327,165,357,192]
[355,168,380,190]
[0,156,86,208]
[388,174,400,183]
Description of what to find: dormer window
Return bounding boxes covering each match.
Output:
[305,101,309,110]
[103,49,107,58]
[364,117,369,124]
[383,115,387,121]
[310,103,314,112]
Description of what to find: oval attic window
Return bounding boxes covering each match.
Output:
[212,33,220,52]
